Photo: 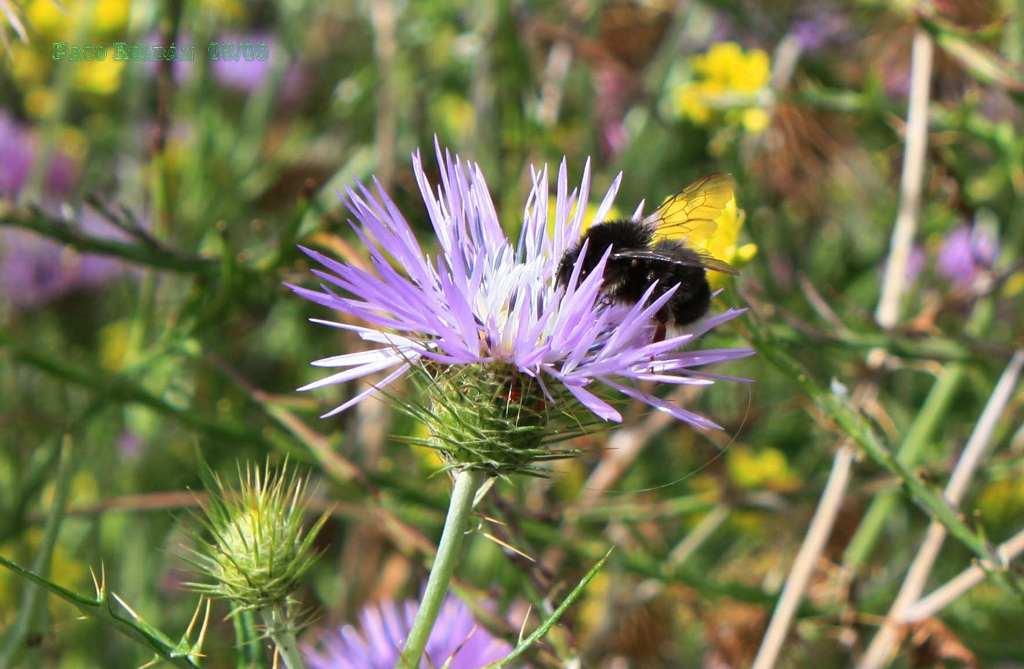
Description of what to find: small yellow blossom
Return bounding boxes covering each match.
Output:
[675,41,771,134]
[675,85,713,124]
[1003,271,1024,298]
[25,85,56,117]
[99,319,140,371]
[91,0,130,34]
[73,58,124,95]
[8,44,46,84]
[205,0,246,21]
[727,446,800,492]
[26,0,67,38]
[58,126,88,162]
[741,108,770,134]
[432,94,476,141]
[977,478,1024,531]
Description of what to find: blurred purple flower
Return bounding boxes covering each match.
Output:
[304,593,512,669]
[117,431,144,459]
[594,66,632,158]
[1,208,133,310]
[937,225,997,288]
[289,143,752,428]
[0,111,78,198]
[211,33,273,93]
[906,245,926,284]
[791,9,847,51]
[790,15,847,50]
[0,112,33,196]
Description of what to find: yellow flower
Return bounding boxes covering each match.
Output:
[674,41,771,134]
[727,446,800,492]
[977,478,1024,531]
[694,42,745,82]
[728,48,769,92]
[675,83,713,125]
[73,58,124,95]
[741,108,770,134]
[26,0,67,39]
[431,94,476,141]
[1003,271,1024,298]
[58,126,88,162]
[25,85,56,117]
[99,319,140,371]
[91,0,129,34]
[205,0,246,21]
[8,44,47,84]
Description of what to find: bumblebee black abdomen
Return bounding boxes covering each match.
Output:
[556,221,713,329]
[655,241,711,326]
[557,220,653,286]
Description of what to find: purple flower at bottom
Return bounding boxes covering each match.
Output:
[937,225,997,288]
[289,143,752,430]
[304,594,513,669]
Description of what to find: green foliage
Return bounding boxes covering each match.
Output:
[2,0,1024,667]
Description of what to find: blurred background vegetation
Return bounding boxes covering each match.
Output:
[1,0,1023,667]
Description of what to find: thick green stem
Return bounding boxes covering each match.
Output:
[260,606,306,669]
[398,469,483,668]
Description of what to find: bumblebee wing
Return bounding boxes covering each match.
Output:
[611,248,738,275]
[643,174,735,240]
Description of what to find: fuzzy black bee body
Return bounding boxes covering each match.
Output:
[556,174,738,334]
[556,220,712,328]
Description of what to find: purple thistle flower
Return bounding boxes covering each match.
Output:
[936,225,997,288]
[289,143,752,433]
[304,593,513,669]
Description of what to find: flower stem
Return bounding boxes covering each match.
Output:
[398,468,483,668]
[260,605,306,669]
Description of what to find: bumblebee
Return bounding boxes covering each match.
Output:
[556,174,738,334]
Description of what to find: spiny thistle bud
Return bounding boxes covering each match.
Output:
[394,361,601,476]
[186,458,329,611]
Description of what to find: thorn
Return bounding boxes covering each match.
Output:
[517,604,533,643]
[184,597,204,639]
[111,592,142,621]
[193,599,212,657]
[89,565,102,598]
[481,532,535,562]
[138,656,160,669]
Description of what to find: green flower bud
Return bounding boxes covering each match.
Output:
[186,458,329,611]
[393,362,604,477]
